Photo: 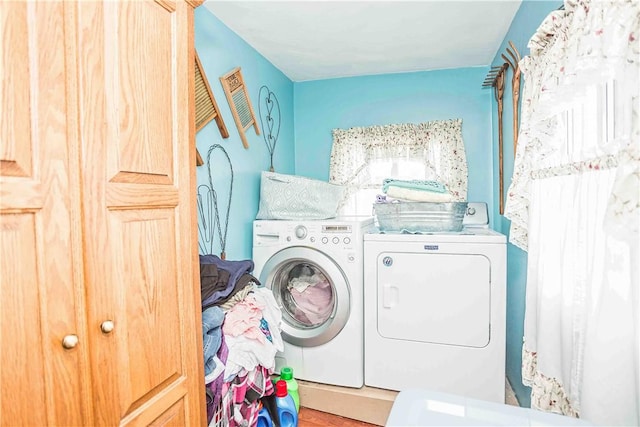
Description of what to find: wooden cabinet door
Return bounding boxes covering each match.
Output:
[73,1,205,425]
[0,2,92,425]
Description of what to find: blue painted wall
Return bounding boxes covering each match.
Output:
[194,8,295,260]
[293,68,495,211]
[489,0,562,407]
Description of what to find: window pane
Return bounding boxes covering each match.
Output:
[341,158,443,216]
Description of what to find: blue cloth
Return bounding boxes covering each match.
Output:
[382,178,447,194]
[202,306,225,376]
[200,255,254,307]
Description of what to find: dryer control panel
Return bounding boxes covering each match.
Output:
[463,202,489,228]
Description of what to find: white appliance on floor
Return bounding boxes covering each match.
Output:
[364,202,506,403]
[386,389,592,426]
[253,217,374,388]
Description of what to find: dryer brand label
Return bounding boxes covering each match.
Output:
[424,245,439,250]
[382,256,393,267]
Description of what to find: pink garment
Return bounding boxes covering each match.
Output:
[290,279,333,325]
[223,294,266,344]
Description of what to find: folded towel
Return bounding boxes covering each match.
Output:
[382,178,447,194]
[386,186,454,202]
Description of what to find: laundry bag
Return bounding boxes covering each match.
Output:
[256,171,345,220]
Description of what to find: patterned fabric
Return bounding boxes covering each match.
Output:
[505,1,640,424]
[329,119,468,209]
[522,346,579,418]
[220,366,274,427]
[207,333,229,426]
[256,171,345,220]
[504,0,639,250]
[529,154,618,180]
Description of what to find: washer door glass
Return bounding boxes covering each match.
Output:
[260,246,350,347]
[278,262,334,327]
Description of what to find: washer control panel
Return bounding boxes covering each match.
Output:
[279,223,357,250]
[253,219,374,254]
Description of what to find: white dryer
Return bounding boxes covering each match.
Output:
[363,203,506,403]
[253,217,374,388]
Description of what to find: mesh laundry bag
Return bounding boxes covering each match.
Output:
[256,171,345,220]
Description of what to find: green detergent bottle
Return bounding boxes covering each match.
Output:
[279,366,300,412]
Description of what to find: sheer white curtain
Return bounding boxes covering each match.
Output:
[505,1,639,424]
[329,119,468,216]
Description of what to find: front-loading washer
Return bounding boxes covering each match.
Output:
[363,203,507,403]
[253,217,374,388]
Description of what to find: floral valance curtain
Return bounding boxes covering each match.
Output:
[505,0,639,250]
[329,119,468,206]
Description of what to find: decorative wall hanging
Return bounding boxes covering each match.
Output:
[194,50,229,166]
[202,144,233,260]
[501,41,522,153]
[258,85,281,172]
[197,183,215,255]
[483,63,509,214]
[220,67,259,149]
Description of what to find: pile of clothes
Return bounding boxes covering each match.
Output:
[200,255,283,427]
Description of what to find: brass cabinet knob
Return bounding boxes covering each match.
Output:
[100,320,115,334]
[62,334,79,349]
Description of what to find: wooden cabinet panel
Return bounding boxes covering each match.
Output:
[0,1,31,177]
[150,399,187,427]
[0,2,91,425]
[109,0,174,183]
[1,214,48,426]
[74,0,203,425]
[107,209,184,416]
[1,0,203,425]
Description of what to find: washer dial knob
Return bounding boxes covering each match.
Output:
[295,225,307,239]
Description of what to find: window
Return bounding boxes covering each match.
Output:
[329,119,468,216]
[343,157,442,216]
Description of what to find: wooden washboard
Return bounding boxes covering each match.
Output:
[219,67,259,149]
[195,50,229,165]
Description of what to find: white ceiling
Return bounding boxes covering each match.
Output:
[203,1,522,82]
